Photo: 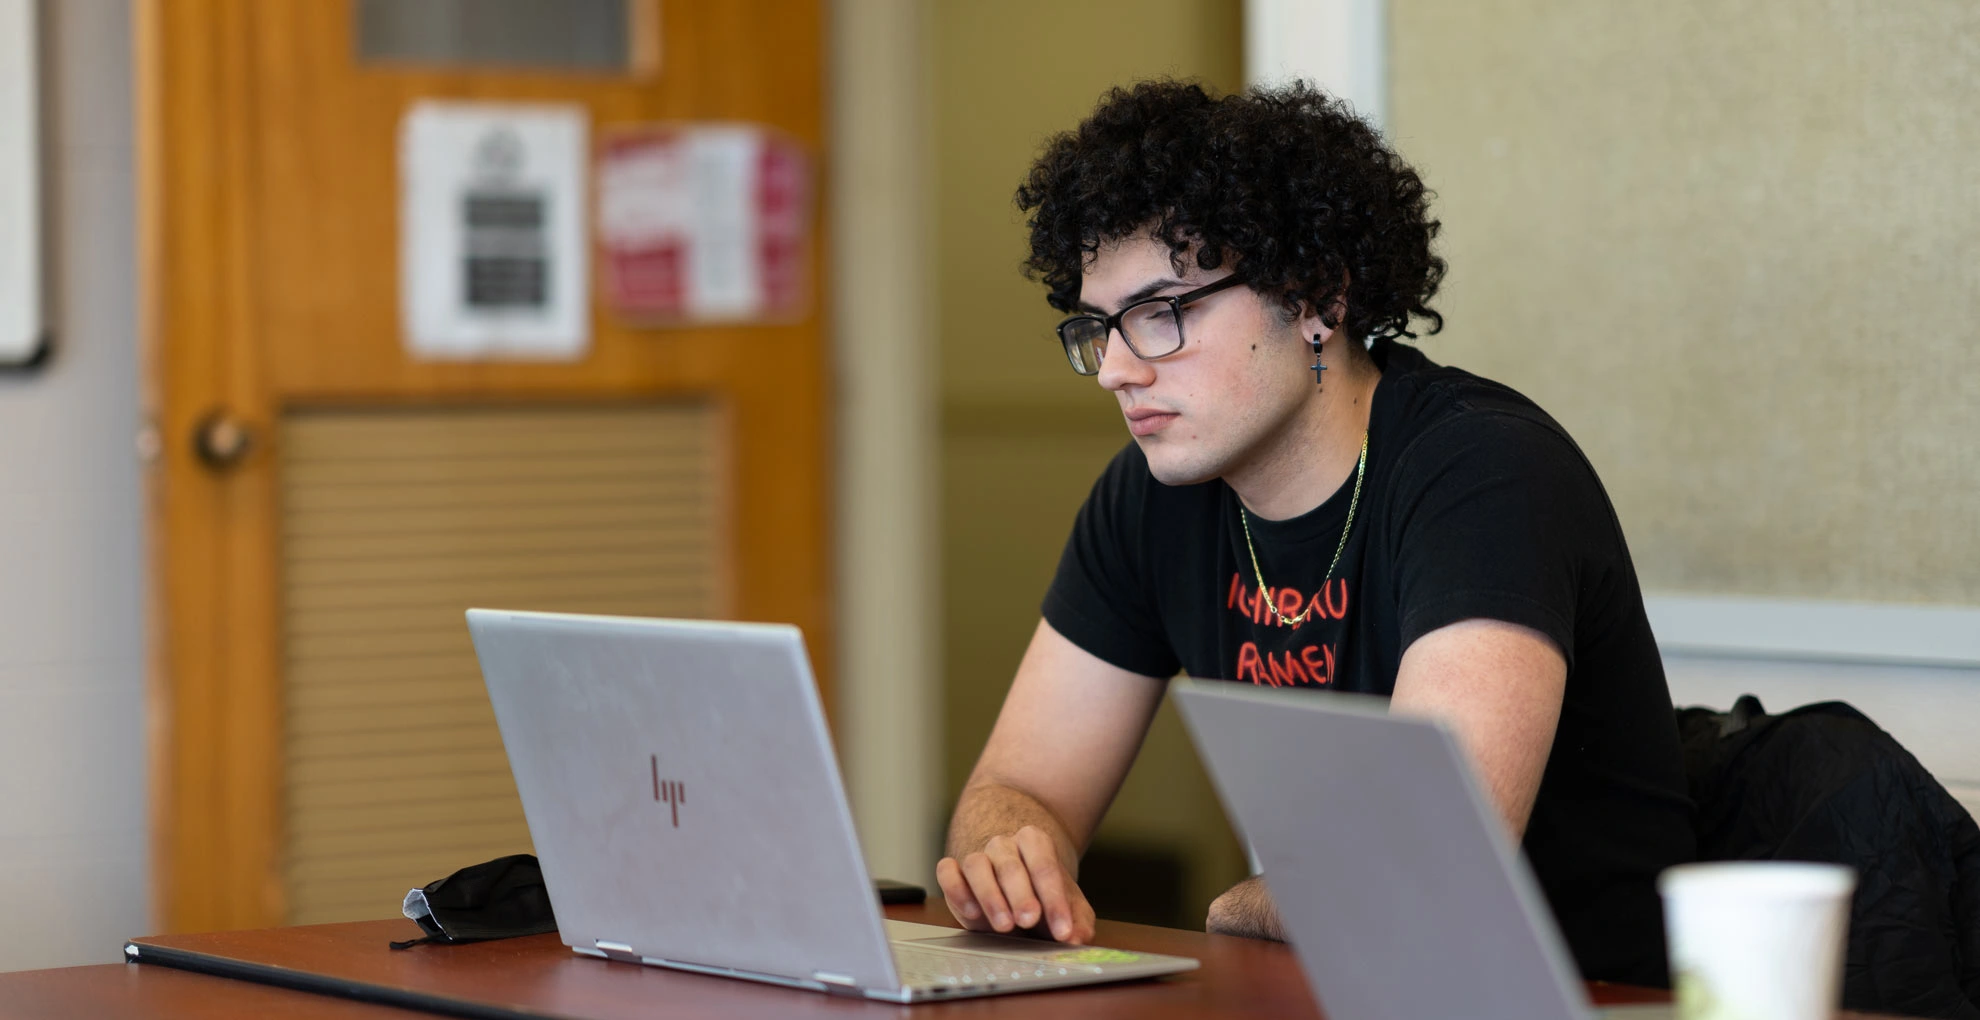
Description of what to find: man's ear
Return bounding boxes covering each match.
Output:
[1299,293,1349,339]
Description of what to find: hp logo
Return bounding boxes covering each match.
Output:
[651,754,685,827]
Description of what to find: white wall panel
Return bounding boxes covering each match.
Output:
[0,0,147,972]
[1244,0,1386,125]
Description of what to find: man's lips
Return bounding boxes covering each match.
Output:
[1123,408,1178,437]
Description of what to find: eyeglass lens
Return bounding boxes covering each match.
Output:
[1061,319,1105,374]
[1058,300,1186,376]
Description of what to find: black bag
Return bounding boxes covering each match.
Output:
[1677,697,1980,1019]
[389,853,557,949]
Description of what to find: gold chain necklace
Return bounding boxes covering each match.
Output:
[1239,430,1368,628]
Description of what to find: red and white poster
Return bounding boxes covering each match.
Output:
[595,124,811,324]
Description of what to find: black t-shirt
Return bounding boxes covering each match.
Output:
[1042,340,1695,986]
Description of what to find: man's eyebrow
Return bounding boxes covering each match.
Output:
[1074,277,1188,316]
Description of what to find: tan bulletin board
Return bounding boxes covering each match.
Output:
[1389,0,1980,605]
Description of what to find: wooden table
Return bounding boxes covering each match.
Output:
[0,961,429,1019]
[0,900,1900,1019]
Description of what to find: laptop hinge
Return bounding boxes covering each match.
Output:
[811,971,863,997]
[593,940,643,965]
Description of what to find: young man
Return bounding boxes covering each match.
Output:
[934,81,1695,987]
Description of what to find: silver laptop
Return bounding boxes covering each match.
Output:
[1173,680,1672,1020]
[465,609,1198,1003]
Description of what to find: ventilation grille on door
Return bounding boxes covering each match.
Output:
[280,403,725,924]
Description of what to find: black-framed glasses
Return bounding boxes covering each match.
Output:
[1053,275,1247,376]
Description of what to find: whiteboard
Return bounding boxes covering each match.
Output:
[0,0,43,367]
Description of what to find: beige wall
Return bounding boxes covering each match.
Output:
[932,0,1249,922]
[832,0,942,890]
[1388,2,1980,604]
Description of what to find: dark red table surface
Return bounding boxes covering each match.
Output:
[0,898,1907,1019]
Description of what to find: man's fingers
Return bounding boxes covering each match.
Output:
[1013,826,1081,941]
[946,828,1087,939]
[985,837,1043,930]
[935,857,990,930]
[1069,889,1098,945]
[959,852,1016,931]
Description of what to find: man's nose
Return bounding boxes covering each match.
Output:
[1096,329,1153,391]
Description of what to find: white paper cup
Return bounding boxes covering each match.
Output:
[1659,862,1855,1020]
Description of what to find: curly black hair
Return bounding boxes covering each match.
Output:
[1017,80,1445,344]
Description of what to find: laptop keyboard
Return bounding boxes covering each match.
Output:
[892,944,1105,989]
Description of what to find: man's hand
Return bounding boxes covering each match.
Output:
[939,619,1168,945]
[1206,875,1287,941]
[936,823,1097,944]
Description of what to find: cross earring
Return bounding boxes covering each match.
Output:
[1310,333,1326,388]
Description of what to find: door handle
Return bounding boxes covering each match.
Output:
[192,409,257,470]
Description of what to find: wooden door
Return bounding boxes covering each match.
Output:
[141,0,830,932]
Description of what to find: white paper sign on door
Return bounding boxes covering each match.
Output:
[399,101,589,360]
[596,124,811,324]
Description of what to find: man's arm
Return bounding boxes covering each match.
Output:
[1203,875,1286,940]
[1388,618,1566,834]
[1205,617,1566,939]
[937,618,1168,944]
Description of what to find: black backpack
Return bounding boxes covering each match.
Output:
[1678,696,1980,1019]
